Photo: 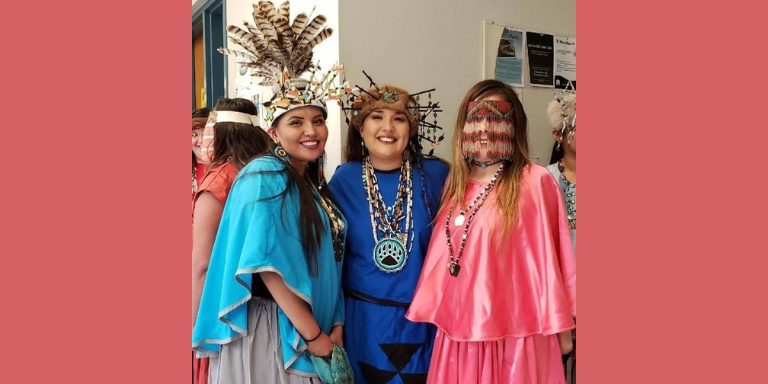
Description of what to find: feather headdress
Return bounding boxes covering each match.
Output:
[547,81,576,132]
[218,1,346,125]
[218,1,334,87]
[547,81,576,149]
[260,63,347,125]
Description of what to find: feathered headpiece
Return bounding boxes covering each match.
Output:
[218,1,333,86]
[218,1,345,125]
[341,71,445,156]
[547,81,576,135]
[261,63,347,124]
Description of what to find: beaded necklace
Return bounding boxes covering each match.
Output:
[362,157,414,273]
[558,161,576,230]
[445,163,505,277]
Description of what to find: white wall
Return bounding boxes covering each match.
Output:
[339,0,576,164]
[225,0,343,175]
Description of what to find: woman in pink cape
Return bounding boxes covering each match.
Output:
[405,80,576,383]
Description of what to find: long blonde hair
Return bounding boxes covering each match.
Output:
[440,80,530,235]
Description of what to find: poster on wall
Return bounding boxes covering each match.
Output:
[235,62,258,101]
[526,32,554,87]
[234,61,262,124]
[554,36,576,89]
[494,27,525,87]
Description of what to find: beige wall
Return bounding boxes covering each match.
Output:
[339,0,576,164]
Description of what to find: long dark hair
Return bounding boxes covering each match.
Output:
[240,107,337,276]
[210,98,271,170]
[549,141,564,165]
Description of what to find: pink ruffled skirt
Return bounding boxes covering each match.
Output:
[427,330,566,384]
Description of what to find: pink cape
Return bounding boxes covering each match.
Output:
[406,164,576,341]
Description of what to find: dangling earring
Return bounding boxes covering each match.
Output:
[317,151,327,189]
[361,140,368,157]
[274,143,290,162]
[566,127,575,145]
[557,122,568,150]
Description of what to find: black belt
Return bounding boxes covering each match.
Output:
[343,287,411,308]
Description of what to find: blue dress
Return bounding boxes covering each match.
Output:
[328,158,449,384]
[192,156,346,376]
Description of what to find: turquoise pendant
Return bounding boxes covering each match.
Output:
[373,237,407,273]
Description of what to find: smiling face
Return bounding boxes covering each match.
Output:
[192,128,204,161]
[267,106,328,164]
[192,117,207,162]
[360,108,411,163]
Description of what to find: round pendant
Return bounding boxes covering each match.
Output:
[373,237,407,273]
[454,214,466,227]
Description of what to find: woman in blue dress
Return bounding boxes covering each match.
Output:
[328,82,449,384]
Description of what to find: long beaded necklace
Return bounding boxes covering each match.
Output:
[558,161,576,230]
[444,163,505,277]
[453,162,504,227]
[307,173,346,262]
[313,189,346,262]
[362,157,414,273]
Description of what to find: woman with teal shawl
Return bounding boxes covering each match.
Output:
[192,98,348,383]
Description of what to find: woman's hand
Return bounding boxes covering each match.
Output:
[329,325,343,348]
[307,332,334,358]
[557,331,573,355]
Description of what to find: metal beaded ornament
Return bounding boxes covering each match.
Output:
[461,100,515,162]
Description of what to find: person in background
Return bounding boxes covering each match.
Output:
[192,108,210,200]
[546,90,577,384]
[191,98,270,384]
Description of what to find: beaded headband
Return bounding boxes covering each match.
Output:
[341,71,445,156]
